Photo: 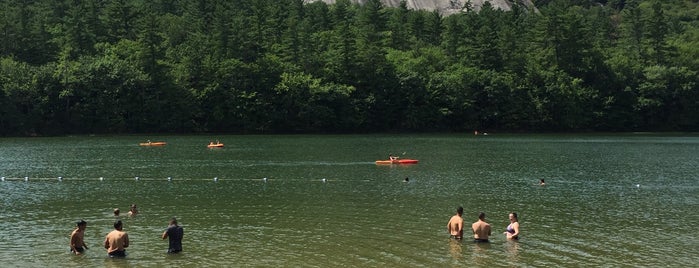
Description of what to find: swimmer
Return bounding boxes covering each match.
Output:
[471,212,491,242]
[128,204,138,216]
[504,212,520,240]
[70,220,88,255]
[162,217,184,253]
[104,220,129,257]
[539,179,546,186]
[447,207,464,240]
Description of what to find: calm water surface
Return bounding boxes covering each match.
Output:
[0,134,697,267]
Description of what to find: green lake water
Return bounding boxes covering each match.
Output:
[0,134,697,267]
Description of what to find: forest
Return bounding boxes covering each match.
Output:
[0,0,697,136]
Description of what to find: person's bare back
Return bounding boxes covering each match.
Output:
[447,207,464,239]
[472,212,491,242]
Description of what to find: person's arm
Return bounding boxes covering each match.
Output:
[70,232,79,253]
[123,233,129,248]
[104,235,110,249]
[512,223,519,237]
[162,229,169,240]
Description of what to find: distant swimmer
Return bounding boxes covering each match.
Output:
[472,212,491,242]
[128,204,138,216]
[404,177,409,183]
[70,220,89,255]
[504,212,520,240]
[539,179,546,186]
[447,207,464,240]
[113,208,120,217]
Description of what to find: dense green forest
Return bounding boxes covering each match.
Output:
[1,0,697,135]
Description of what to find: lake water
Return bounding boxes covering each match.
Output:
[0,134,697,267]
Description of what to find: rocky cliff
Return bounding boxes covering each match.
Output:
[306,0,537,14]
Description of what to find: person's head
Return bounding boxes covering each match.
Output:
[169,217,178,226]
[509,212,518,222]
[114,208,120,216]
[456,206,463,216]
[114,220,123,230]
[130,204,137,210]
[478,212,486,220]
[76,220,87,229]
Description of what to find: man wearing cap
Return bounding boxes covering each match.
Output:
[70,220,88,255]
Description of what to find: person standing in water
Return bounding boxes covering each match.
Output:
[70,220,89,255]
[504,212,520,240]
[128,204,138,216]
[162,217,184,253]
[472,212,491,242]
[104,220,129,257]
[447,207,464,240]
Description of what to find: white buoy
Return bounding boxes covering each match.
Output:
[321,178,327,183]
[636,184,640,188]
[24,176,29,181]
[99,177,104,181]
[57,176,62,181]
[167,177,172,182]
[1,176,5,182]
[263,177,268,182]
[135,176,140,181]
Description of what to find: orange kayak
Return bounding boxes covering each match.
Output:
[207,143,224,148]
[375,159,418,165]
[139,141,167,146]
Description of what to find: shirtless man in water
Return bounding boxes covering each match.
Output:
[70,220,88,255]
[447,206,464,239]
[104,220,129,257]
[472,212,492,242]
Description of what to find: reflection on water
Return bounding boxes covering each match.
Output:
[448,239,463,262]
[0,134,698,266]
[505,240,520,263]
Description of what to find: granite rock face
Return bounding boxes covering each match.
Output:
[306,0,537,14]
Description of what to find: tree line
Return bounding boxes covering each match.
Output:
[1,0,697,136]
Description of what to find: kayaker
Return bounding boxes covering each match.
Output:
[389,154,399,161]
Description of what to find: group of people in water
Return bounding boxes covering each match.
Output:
[447,207,519,242]
[69,204,184,257]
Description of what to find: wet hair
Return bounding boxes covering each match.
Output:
[76,220,87,226]
[114,208,120,215]
[114,220,123,229]
[456,206,463,215]
[510,212,518,220]
[478,212,486,220]
[170,217,178,225]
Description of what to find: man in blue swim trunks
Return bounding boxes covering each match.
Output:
[104,220,129,257]
[162,217,184,253]
[70,220,88,255]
